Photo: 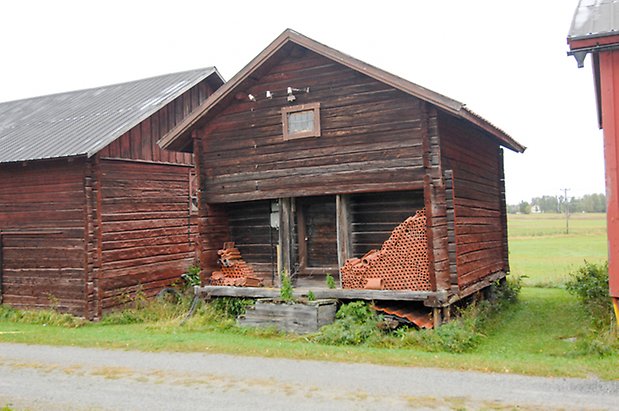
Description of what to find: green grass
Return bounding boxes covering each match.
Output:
[0,288,616,379]
[0,212,615,380]
[508,213,607,286]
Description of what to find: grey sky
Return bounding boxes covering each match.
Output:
[0,0,603,204]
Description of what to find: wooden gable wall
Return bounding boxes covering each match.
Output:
[195,46,426,204]
[98,79,214,164]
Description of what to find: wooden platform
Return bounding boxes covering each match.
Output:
[194,271,507,309]
[195,285,448,306]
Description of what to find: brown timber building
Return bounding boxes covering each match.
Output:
[0,69,223,318]
[160,30,525,318]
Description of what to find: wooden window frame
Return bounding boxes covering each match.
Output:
[281,102,321,140]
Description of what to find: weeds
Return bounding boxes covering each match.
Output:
[314,301,382,345]
[0,305,86,328]
[325,273,336,289]
[209,297,254,319]
[280,271,294,302]
[312,276,523,352]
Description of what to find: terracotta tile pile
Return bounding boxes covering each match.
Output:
[341,209,431,291]
[210,242,263,287]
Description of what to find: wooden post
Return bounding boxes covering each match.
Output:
[336,194,352,288]
[432,307,442,328]
[278,198,294,285]
[444,170,459,293]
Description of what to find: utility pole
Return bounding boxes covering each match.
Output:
[561,188,571,234]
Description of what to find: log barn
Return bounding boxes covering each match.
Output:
[160,30,525,323]
[0,68,224,318]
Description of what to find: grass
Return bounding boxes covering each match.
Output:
[508,213,608,286]
[0,212,616,380]
[0,288,617,379]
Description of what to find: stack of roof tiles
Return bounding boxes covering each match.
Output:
[341,209,431,291]
[211,242,263,287]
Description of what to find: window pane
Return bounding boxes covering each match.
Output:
[287,110,314,134]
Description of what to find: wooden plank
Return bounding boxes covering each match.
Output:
[196,285,448,303]
[336,194,352,283]
[278,198,293,283]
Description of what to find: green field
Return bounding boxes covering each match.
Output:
[508,213,608,286]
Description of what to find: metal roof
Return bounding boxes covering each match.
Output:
[0,67,222,164]
[568,0,619,40]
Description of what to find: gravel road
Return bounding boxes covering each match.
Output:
[0,342,617,410]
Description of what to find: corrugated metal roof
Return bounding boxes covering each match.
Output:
[0,67,221,164]
[568,0,619,40]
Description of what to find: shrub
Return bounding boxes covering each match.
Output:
[565,261,612,328]
[313,301,381,345]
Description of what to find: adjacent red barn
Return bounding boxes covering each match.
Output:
[0,68,223,318]
[160,30,525,324]
[568,0,619,311]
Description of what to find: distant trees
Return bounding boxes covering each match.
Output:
[508,193,606,214]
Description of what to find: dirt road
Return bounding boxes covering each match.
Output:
[0,342,617,410]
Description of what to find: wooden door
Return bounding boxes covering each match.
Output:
[296,196,339,277]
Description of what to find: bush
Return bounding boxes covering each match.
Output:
[565,261,612,328]
[313,301,382,345]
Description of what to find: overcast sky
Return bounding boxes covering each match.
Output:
[0,0,603,204]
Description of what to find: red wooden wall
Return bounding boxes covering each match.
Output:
[0,159,87,314]
[439,113,506,288]
[598,50,619,298]
[91,160,196,312]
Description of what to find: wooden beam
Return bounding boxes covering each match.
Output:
[336,194,352,287]
[278,198,294,285]
[195,285,448,303]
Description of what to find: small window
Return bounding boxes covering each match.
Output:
[282,103,321,140]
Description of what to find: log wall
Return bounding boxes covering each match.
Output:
[0,159,87,315]
[227,200,277,285]
[95,159,197,310]
[197,46,426,203]
[349,191,425,257]
[438,113,506,288]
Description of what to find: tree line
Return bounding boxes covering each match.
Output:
[508,193,606,214]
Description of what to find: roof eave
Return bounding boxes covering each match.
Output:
[159,29,524,153]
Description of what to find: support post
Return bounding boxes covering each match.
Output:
[336,194,352,288]
[432,307,442,328]
[278,198,294,285]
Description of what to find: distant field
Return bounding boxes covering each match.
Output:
[507,213,607,286]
